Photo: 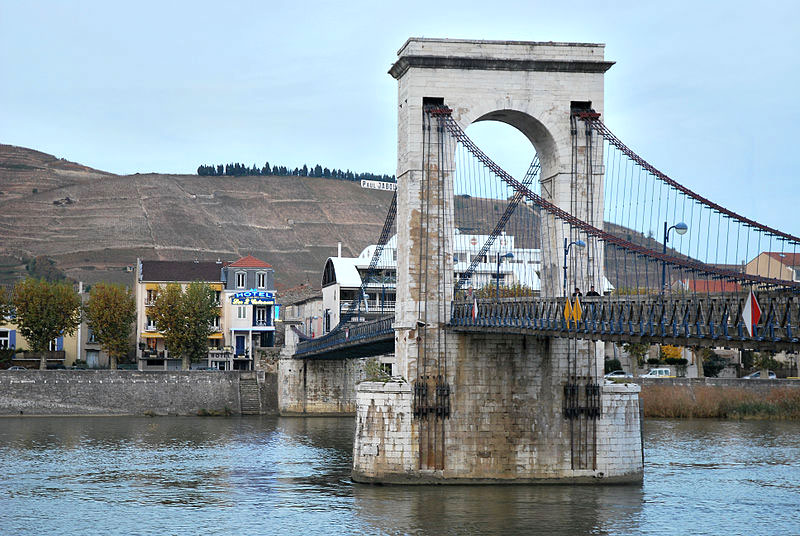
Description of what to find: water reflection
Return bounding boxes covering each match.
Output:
[0,416,798,535]
[353,483,644,535]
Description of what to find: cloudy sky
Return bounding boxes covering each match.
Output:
[2,1,799,234]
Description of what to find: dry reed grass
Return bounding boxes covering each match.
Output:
[641,385,800,419]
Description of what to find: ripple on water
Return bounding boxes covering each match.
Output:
[0,416,799,535]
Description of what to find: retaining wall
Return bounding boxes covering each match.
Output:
[278,354,368,415]
[0,370,278,416]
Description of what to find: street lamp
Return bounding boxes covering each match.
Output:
[662,221,688,294]
[496,252,514,299]
[563,238,586,298]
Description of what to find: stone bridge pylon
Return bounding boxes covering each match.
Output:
[352,38,643,484]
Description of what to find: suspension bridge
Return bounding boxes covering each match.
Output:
[295,106,800,359]
[284,38,800,485]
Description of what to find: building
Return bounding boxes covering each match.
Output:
[1,318,78,368]
[221,255,278,365]
[2,282,97,369]
[745,252,800,283]
[319,231,541,334]
[135,255,277,371]
[671,279,741,293]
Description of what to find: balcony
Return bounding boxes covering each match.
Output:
[143,323,157,332]
[252,319,273,327]
[340,300,396,314]
[141,349,168,359]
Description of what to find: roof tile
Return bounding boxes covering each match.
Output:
[229,255,273,268]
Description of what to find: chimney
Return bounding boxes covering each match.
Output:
[338,242,342,258]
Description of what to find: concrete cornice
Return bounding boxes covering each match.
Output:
[389,55,615,79]
[395,37,605,56]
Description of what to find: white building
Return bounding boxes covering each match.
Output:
[319,231,542,333]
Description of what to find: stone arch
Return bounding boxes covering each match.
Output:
[466,108,561,183]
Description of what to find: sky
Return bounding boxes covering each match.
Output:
[2,0,799,235]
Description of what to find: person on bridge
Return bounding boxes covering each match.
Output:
[586,286,600,297]
[572,287,582,297]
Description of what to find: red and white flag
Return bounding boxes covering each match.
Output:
[472,296,478,321]
[742,289,761,337]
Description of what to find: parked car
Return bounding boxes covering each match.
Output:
[743,370,776,379]
[604,370,632,379]
[7,366,27,371]
[642,367,674,378]
[45,364,67,370]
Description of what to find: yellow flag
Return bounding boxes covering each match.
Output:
[572,297,583,323]
[563,298,572,323]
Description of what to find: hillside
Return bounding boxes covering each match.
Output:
[0,144,686,292]
[0,145,395,289]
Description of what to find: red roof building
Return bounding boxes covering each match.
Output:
[673,279,741,293]
[229,255,273,269]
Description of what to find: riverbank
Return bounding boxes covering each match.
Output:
[632,378,800,419]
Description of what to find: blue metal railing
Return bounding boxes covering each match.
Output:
[294,316,394,357]
[451,295,800,349]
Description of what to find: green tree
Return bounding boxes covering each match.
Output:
[84,283,136,370]
[620,341,651,375]
[149,282,218,370]
[12,278,81,369]
[697,347,728,377]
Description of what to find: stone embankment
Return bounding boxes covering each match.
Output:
[0,370,277,416]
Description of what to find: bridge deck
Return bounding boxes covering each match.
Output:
[452,296,800,353]
[294,295,800,359]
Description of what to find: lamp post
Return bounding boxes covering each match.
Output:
[496,252,514,300]
[662,221,688,295]
[563,238,586,298]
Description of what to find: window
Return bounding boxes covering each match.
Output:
[146,316,156,330]
[0,330,9,349]
[211,316,220,329]
[237,306,247,319]
[257,272,266,289]
[87,327,97,343]
[255,307,267,323]
[214,290,221,304]
[470,254,488,263]
[236,272,246,289]
[146,289,158,304]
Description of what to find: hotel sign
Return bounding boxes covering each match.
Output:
[230,289,275,305]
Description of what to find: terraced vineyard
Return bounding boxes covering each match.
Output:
[0,144,394,288]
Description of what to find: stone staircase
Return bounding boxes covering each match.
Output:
[239,375,262,415]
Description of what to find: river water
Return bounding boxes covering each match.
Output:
[1,417,798,535]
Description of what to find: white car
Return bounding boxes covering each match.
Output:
[642,368,674,378]
[604,370,632,379]
[743,370,776,379]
